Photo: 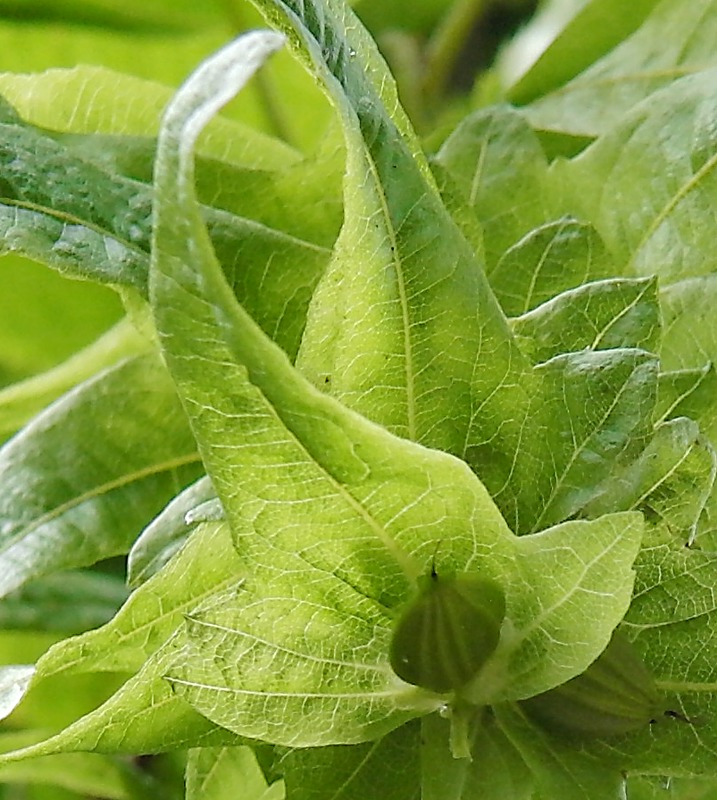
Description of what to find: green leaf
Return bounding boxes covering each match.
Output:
[507,0,660,105]
[0,523,249,759]
[60,131,341,251]
[549,68,717,283]
[0,352,201,597]
[521,0,717,137]
[0,65,300,167]
[489,218,615,318]
[480,513,644,705]
[493,703,627,800]
[629,543,717,632]
[0,197,147,290]
[262,0,524,456]
[0,0,224,34]
[661,278,717,370]
[0,637,240,760]
[279,721,420,800]
[0,115,152,292]
[0,317,148,440]
[626,776,717,800]
[186,746,284,800]
[511,277,660,363]
[0,3,335,153]
[166,572,435,747]
[0,255,123,388]
[0,104,332,359]
[127,476,216,588]
[0,730,139,800]
[0,88,336,355]
[34,520,239,678]
[0,570,128,634]
[657,365,717,430]
[419,711,533,800]
[433,105,550,271]
[575,544,717,777]
[494,349,658,534]
[583,417,716,542]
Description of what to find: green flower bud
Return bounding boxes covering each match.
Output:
[389,565,506,694]
[520,630,662,737]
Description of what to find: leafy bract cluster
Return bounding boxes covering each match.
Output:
[0,1,717,799]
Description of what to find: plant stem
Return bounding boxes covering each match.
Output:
[423,0,486,107]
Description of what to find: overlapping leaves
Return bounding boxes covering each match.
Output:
[0,1,716,799]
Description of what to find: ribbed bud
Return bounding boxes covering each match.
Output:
[389,567,505,694]
[520,630,661,737]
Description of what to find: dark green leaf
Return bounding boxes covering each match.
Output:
[279,721,420,800]
[0,352,200,597]
[0,570,128,634]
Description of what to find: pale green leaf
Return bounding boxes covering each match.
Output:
[0,4,333,153]
[478,513,643,704]
[522,0,717,137]
[0,572,262,766]
[0,4,692,791]
[257,0,525,456]
[166,572,434,747]
[0,66,300,169]
[149,28,643,748]
[505,0,660,103]
[549,69,717,284]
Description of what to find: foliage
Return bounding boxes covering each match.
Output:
[0,0,717,798]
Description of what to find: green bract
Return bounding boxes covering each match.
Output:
[389,568,506,694]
